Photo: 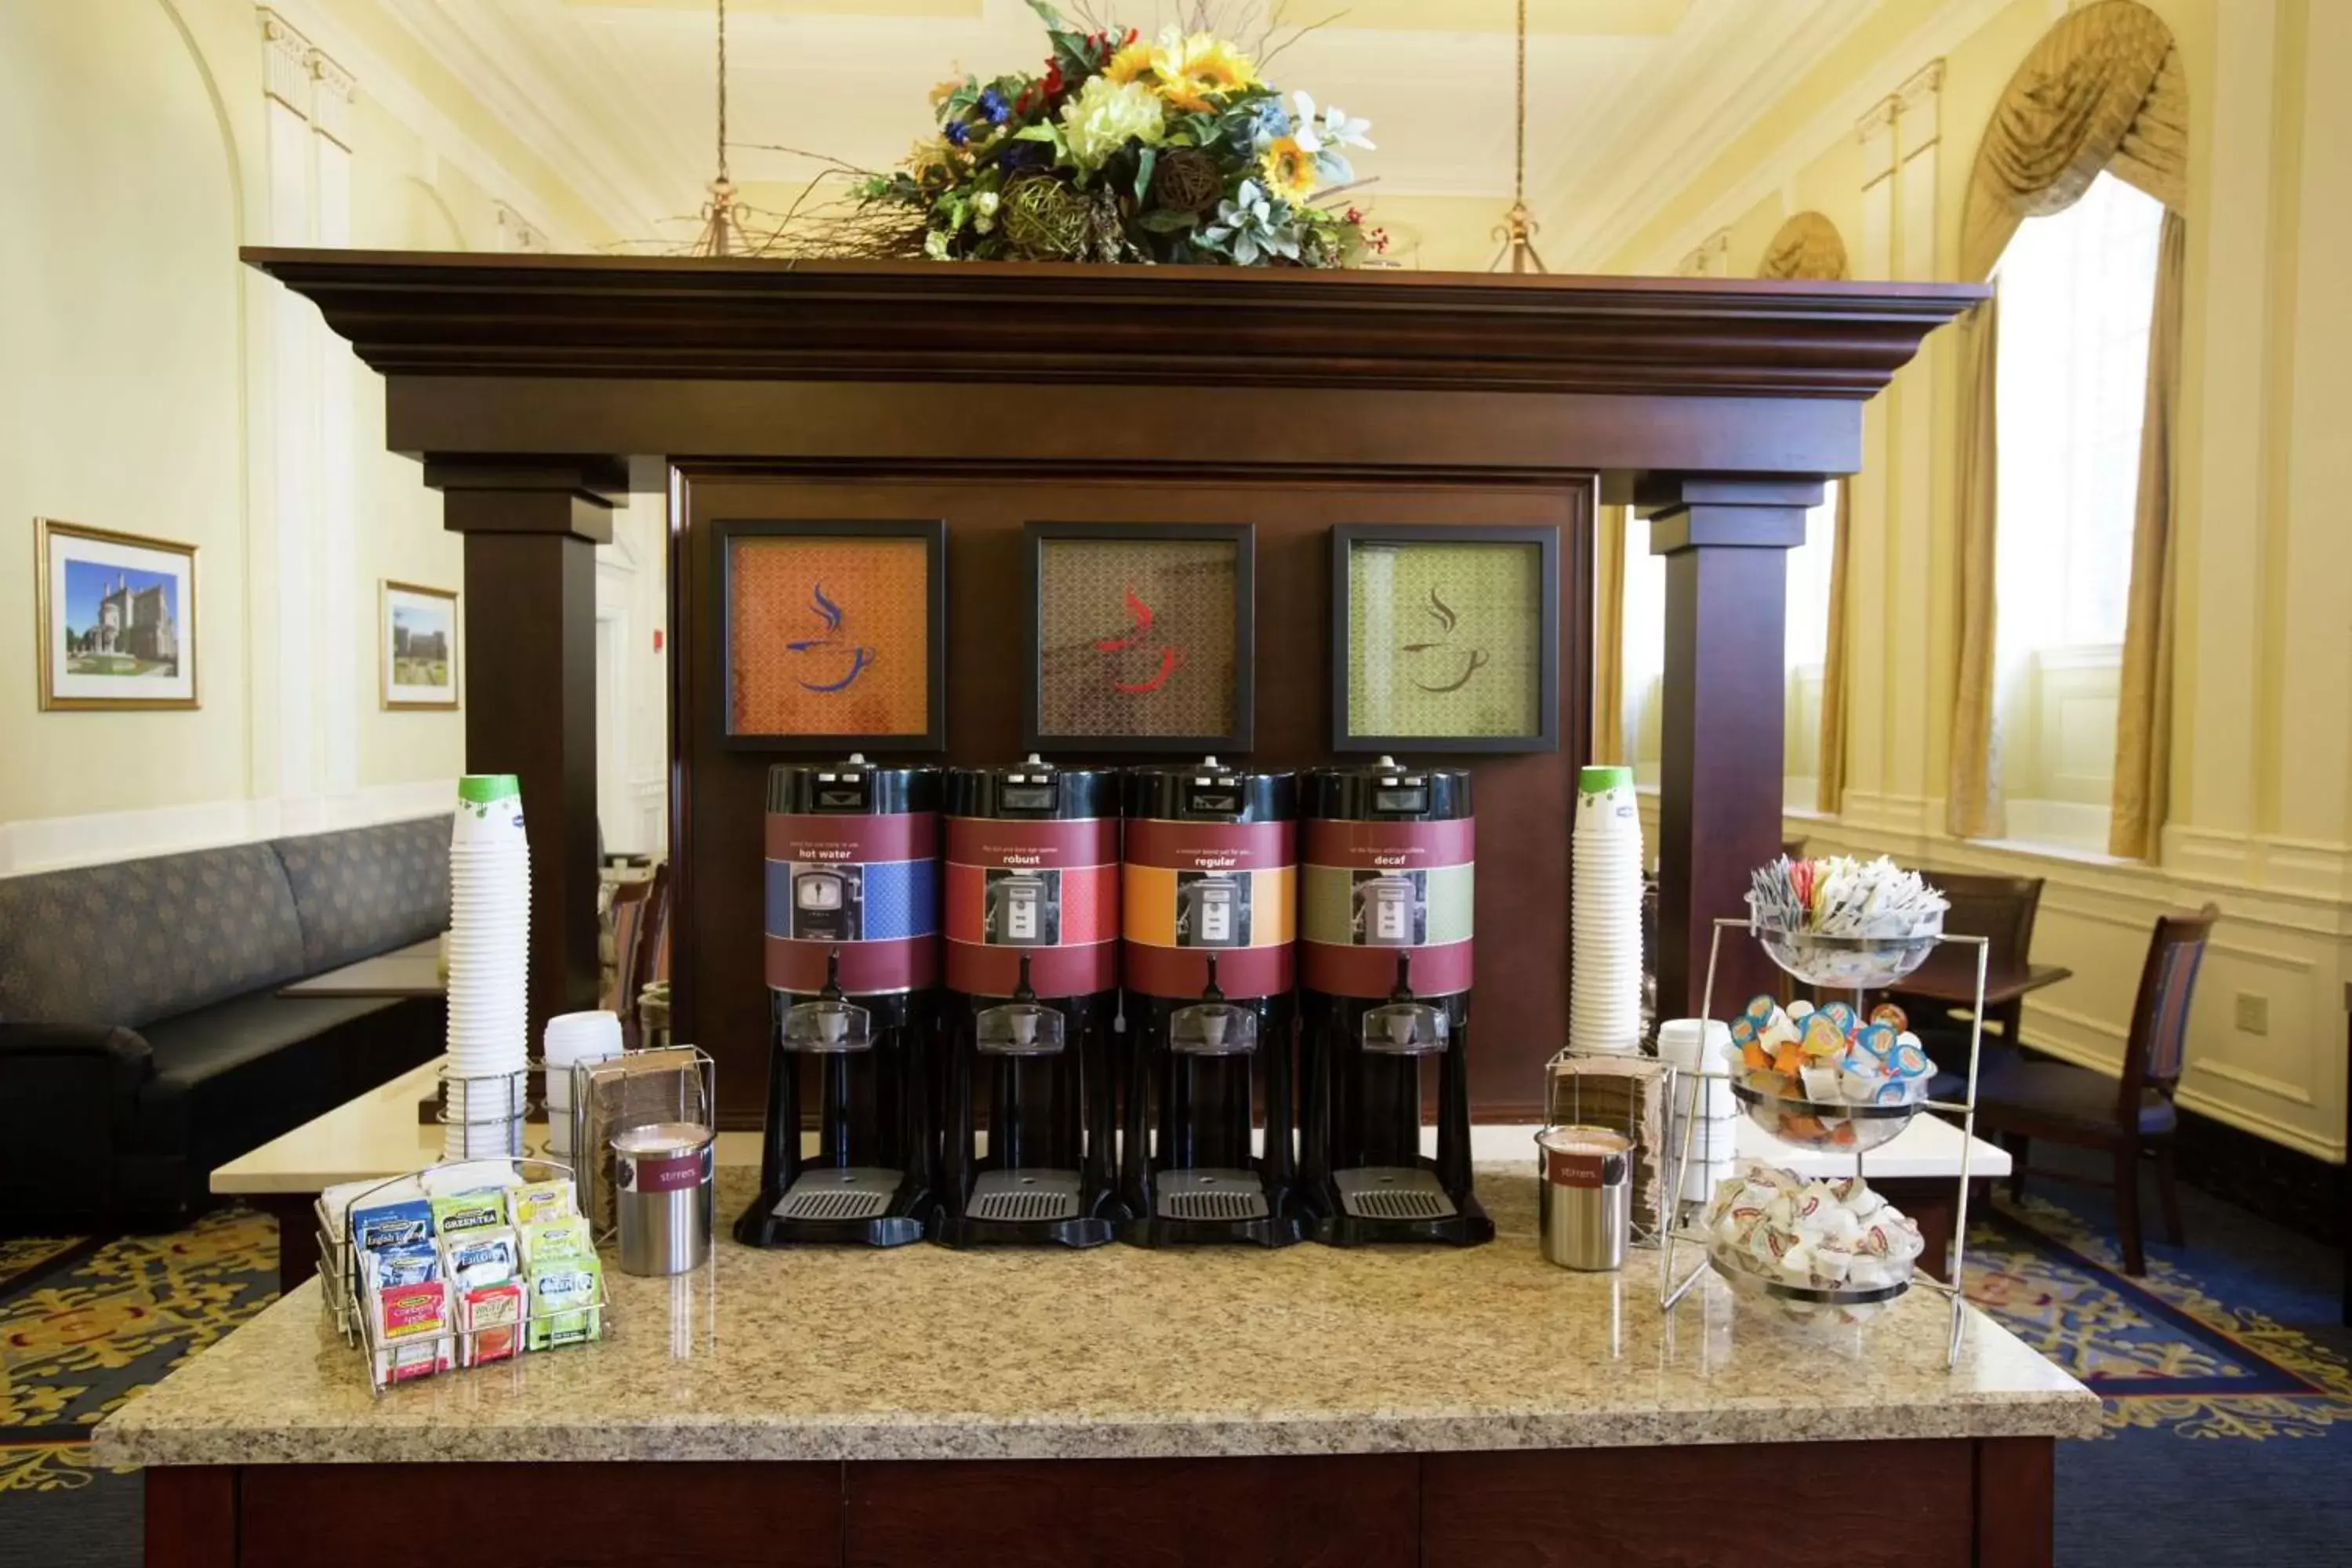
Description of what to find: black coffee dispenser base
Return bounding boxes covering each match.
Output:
[1308,1162,1495,1248]
[931,1214,1116,1250]
[1120,1212,1309,1248]
[731,1186,930,1249]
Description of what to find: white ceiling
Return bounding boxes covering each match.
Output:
[380,0,1874,266]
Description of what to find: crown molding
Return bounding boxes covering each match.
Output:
[371,0,688,246]
[257,0,595,249]
[1613,0,2018,275]
[245,246,1980,398]
[1544,0,1875,271]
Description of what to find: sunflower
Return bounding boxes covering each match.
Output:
[1103,39,1154,85]
[1149,27,1258,111]
[1260,136,1316,202]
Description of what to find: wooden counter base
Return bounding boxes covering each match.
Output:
[150,1437,2050,1568]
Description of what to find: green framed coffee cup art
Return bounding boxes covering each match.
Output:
[1330,524,1560,753]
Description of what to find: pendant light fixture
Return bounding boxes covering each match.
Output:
[1489,0,1549,274]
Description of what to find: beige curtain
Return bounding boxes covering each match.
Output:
[1592,505,1628,765]
[1946,290,2002,840]
[2109,209,2186,859]
[1817,478,1853,815]
[1960,2,2187,281]
[1759,211,1849,282]
[1947,0,2188,845]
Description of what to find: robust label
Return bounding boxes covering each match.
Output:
[946,816,1119,997]
[764,811,939,996]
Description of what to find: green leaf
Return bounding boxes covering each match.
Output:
[1022,0,1068,29]
[1138,207,1199,233]
[1134,147,1158,202]
[1013,122,1058,143]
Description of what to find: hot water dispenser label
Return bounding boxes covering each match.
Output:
[763,810,940,996]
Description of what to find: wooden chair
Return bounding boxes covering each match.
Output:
[604,877,652,1017]
[614,862,671,1047]
[1889,871,2046,1039]
[1972,903,2220,1276]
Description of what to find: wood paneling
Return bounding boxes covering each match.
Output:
[236,1462,841,1568]
[145,1466,235,1568]
[675,473,1591,1121]
[1422,1442,1976,1568]
[843,1455,1417,1568]
[1974,1437,2056,1568]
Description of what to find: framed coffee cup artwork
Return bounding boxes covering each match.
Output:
[1330,524,1559,753]
[713,518,947,751]
[1024,522,1254,753]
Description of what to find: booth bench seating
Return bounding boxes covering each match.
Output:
[0,817,448,1232]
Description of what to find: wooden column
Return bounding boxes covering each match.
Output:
[427,459,622,1045]
[1642,477,1820,1020]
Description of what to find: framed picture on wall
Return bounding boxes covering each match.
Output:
[713,518,947,751]
[381,581,460,710]
[35,518,198,712]
[1025,522,1254,753]
[1330,524,1559,753]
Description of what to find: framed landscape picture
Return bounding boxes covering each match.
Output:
[1025,522,1254,753]
[36,518,198,712]
[1331,524,1559,753]
[714,518,946,751]
[382,581,459,710]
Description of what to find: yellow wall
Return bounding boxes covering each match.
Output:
[0,0,618,873]
[0,0,252,824]
[1604,0,2352,1160]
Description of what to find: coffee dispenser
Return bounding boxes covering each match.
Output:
[737,758,939,1248]
[936,759,1122,1248]
[1118,760,1304,1247]
[1298,759,1492,1246]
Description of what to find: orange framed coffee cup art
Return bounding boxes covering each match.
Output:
[713,520,946,751]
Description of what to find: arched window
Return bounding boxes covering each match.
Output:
[1987,170,2165,851]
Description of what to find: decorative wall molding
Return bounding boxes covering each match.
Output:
[1675,228,1731,278]
[260,0,585,249]
[307,48,357,151]
[256,8,314,116]
[496,203,550,253]
[0,780,456,879]
[1621,0,2021,271]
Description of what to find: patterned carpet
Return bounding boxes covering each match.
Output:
[3,1192,2350,1566]
[1,1207,278,1497]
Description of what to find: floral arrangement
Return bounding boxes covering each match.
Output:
[855,1,1381,267]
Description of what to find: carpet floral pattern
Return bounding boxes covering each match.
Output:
[4,1192,2350,1498]
[1964,1191,2352,1440]
[1,1207,278,1493]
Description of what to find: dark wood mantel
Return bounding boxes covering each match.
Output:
[248,248,1980,1068]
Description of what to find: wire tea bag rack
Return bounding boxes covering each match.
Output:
[1657,917,1988,1367]
[318,1153,614,1395]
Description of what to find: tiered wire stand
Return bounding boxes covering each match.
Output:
[1658,918,1989,1367]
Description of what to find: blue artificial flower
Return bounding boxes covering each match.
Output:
[944,120,970,147]
[997,138,1050,173]
[980,87,1010,125]
[1243,98,1291,150]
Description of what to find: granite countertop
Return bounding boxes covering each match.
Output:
[96,1166,2097,1468]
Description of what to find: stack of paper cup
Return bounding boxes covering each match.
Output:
[1569,765,1647,1056]
[1657,1018,1738,1203]
[445,775,531,1160]
[543,1011,626,1167]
